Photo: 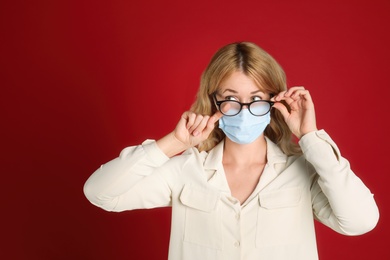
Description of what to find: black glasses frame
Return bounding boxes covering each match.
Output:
[213,94,274,117]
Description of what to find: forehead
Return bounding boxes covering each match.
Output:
[218,71,264,94]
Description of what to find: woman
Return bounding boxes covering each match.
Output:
[84,42,379,260]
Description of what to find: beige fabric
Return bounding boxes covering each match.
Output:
[84,130,379,260]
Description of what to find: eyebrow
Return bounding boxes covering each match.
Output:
[222,89,265,95]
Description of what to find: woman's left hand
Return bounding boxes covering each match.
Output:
[271,86,318,139]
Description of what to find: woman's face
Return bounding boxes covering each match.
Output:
[215,71,271,103]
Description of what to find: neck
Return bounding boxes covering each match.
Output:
[223,135,268,165]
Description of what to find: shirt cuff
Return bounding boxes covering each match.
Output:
[298,130,341,161]
[142,139,170,166]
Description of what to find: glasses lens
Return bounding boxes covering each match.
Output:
[249,101,271,116]
[220,101,241,116]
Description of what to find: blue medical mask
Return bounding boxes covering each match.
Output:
[219,109,271,144]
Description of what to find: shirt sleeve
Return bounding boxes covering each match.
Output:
[83,139,174,212]
[299,130,379,235]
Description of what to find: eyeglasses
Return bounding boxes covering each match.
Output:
[213,94,274,116]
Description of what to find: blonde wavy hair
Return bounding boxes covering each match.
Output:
[190,42,302,156]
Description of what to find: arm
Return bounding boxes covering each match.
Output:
[84,110,223,211]
[83,140,172,211]
[272,87,379,235]
[300,130,379,235]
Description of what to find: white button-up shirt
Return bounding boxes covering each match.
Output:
[84,130,379,260]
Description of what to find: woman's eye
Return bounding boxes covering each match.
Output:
[252,96,262,101]
[225,96,238,101]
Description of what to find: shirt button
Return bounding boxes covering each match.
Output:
[235,213,240,220]
[234,241,240,247]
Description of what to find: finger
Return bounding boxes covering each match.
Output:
[201,111,224,136]
[286,86,305,95]
[277,96,295,106]
[186,112,196,129]
[288,90,314,110]
[211,110,224,121]
[203,114,219,136]
[272,90,288,102]
[273,90,307,105]
[179,111,191,128]
[272,86,306,101]
[297,89,313,103]
[289,89,308,100]
[272,102,290,121]
[192,115,210,136]
[188,115,204,133]
[280,86,303,99]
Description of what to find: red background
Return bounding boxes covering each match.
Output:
[1,0,389,259]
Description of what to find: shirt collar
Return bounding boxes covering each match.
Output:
[203,137,289,200]
[204,140,224,170]
[204,137,287,170]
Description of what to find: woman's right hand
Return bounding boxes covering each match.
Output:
[157,111,223,157]
[174,111,223,147]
